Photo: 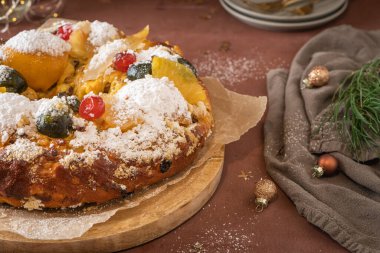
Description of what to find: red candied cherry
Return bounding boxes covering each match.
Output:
[112,51,136,72]
[56,24,73,41]
[79,95,105,121]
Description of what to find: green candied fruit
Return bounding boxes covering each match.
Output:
[127,62,152,81]
[36,113,73,138]
[0,65,28,93]
[36,97,73,138]
[177,58,198,77]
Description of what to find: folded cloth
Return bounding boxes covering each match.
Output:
[264,25,380,253]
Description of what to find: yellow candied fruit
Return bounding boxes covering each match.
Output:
[58,61,75,85]
[74,68,126,99]
[75,78,105,99]
[53,62,76,95]
[109,80,125,95]
[69,29,93,60]
[106,71,126,94]
[56,83,73,95]
[0,87,6,93]
[152,57,210,108]
[2,48,69,92]
[126,25,150,50]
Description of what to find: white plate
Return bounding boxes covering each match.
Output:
[220,0,348,31]
[224,0,346,22]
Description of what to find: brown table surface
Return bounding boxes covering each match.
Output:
[2,0,380,252]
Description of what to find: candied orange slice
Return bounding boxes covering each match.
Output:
[2,48,69,92]
[151,57,210,107]
[126,25,150,49]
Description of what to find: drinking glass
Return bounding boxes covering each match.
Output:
[0,0,66,33]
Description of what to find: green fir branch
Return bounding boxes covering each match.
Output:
[331,58,380,158]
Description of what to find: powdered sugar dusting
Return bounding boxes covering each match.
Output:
[111,96,144,125]
[118,76,190,121]
[35,96,71,119]
[169,201,260,253]
[70,76,191,163]
[1,30,70,57]
[114,165,138,179]
[89,20,120,47]
[3,138,44,162]
[59,150,102,169]
[0,93,38,143]
[72,20,91,34]
[137,45,180,62]
[72,116,86,129]
[193,51,286,86]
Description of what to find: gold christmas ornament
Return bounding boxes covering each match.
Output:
[312,154,339,178]
[303,65,330,88]
[253,179,278,212]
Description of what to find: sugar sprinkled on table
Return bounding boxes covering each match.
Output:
[193,50,286,86]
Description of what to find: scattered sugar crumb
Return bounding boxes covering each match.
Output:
[114,165,138,179]
[175,225,256,253]
[68,203,83,209]
[22,197,44,211]
[0,65,13,83]
[189,242,206,253]
[165,202,260,253]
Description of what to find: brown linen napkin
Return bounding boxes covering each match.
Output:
[264,25,380,253]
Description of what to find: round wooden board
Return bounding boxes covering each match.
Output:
[0,146,224,253]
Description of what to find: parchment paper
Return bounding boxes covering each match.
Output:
[0,77,267,240]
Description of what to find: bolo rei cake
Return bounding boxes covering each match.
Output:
[0,20,213,210]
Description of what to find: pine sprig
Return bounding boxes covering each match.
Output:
[331,59,380,158]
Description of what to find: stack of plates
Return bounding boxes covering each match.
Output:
[220,0,348,31]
